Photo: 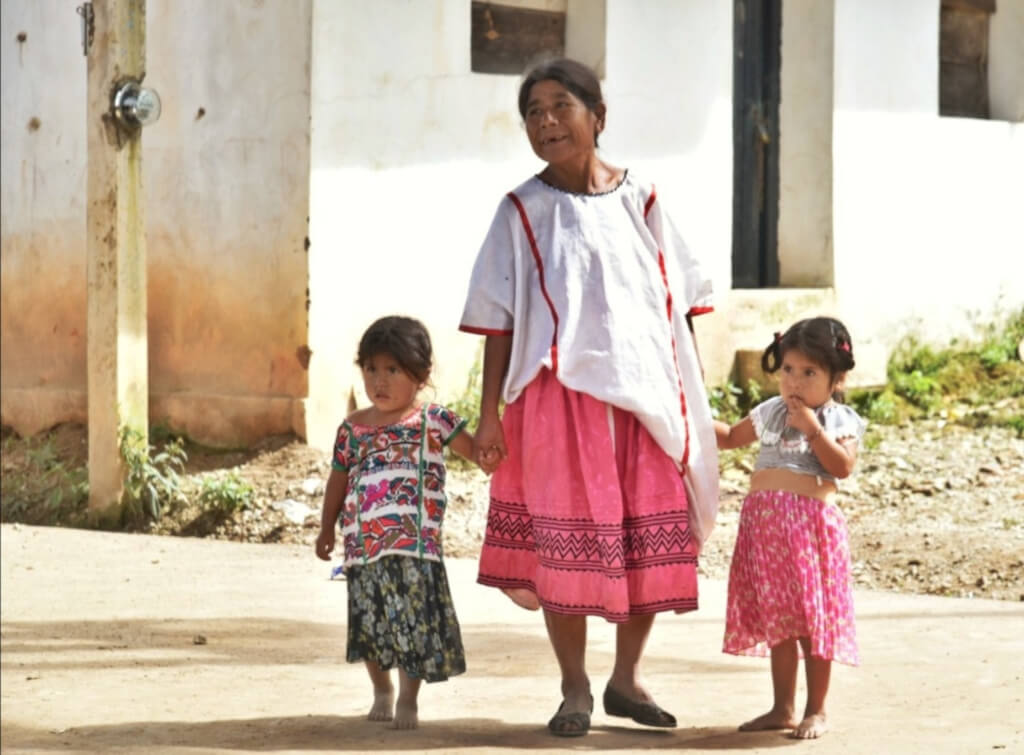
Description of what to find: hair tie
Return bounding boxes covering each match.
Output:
[773,331,782,343]
[838,340,851,353]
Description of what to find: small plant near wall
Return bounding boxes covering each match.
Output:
[197,471,253,516]
[0,429,89,525]
[119,426,188,524]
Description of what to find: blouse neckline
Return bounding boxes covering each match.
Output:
[533,168,629,197]
[348,404,424,430]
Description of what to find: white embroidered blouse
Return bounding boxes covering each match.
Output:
[459,171,720,547]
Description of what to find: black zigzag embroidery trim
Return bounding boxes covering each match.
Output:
[484,497,695,570]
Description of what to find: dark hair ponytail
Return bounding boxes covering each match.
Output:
[761,317,857,401]
[760,331,785,373]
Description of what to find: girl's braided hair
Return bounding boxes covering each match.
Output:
[761,317,856,401]
[356,315,433,384]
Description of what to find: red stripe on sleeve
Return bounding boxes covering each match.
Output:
[458,324,514,336]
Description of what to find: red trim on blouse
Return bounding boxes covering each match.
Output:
[459,324,514,337]
[687,306,714,316]
[647,183,689,466]
[656,249,690,468]
[507,191,559,374]
[644,186,658,219]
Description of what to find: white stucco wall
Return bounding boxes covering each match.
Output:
[306,0,734,450]
[833,0,1024,354]
[1,0,312,444]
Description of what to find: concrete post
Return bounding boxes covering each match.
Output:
[86,0,149,514]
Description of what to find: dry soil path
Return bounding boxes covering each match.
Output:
[2,524,1022,754]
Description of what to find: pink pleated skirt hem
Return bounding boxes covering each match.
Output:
[722,489,859,666]
[477,369,698,623]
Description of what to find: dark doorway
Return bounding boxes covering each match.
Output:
[732,0,781,288]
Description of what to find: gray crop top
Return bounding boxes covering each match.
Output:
[751,396,867,484]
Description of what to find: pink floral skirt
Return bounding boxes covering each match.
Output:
[477,368,698,622]
[723,489,859,666]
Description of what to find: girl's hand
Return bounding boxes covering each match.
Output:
[474,412,507,475]
[315,528,336,561]
[783,395,820,437]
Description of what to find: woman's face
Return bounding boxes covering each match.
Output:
[523,79,603,167]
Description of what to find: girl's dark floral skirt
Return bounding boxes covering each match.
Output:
[345,555,466,682]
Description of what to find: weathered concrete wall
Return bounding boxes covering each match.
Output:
[1,4,89,433]
[5,0,1020,451]
[1,0,312,446]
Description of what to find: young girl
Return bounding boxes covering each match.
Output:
[715,317,866,740]
[315,315,474,730]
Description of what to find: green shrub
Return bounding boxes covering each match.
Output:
[120,426,188,522]
[197,471,253,516]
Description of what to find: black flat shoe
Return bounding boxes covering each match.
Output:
[548,699,592,737]
[603,685,677,728]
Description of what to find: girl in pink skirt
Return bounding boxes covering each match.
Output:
[715,317,866,740]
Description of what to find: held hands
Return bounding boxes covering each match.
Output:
[473,413,508,475]
[783,395,822,439]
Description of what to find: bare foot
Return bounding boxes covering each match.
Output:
[392,697,418,730]
[502,587,540,611]
[793,712,827,739]
[738,708,799,732]
[367,688,394,722]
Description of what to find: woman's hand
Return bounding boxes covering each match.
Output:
[474,333,513,475]
[473,411,507,475]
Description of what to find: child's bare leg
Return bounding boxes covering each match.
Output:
[739,638,800,731]
[392,668,421,730]
[364,660,394,721]
[794,637,831,739]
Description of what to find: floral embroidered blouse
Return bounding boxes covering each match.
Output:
[332,403,467,567]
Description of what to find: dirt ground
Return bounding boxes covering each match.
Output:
[2,407,1023,754]
[147,413,1024,604]
[4,414,1023,605]
[2,523,1023,754]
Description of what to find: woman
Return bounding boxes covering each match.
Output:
[459,58,719,737]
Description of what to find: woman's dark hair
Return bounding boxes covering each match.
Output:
[518,58,604,145]
[761,317,856,401]
[356,315,432,384]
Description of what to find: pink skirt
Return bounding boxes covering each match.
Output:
[477,368,698,622]
[723,489,859,666]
